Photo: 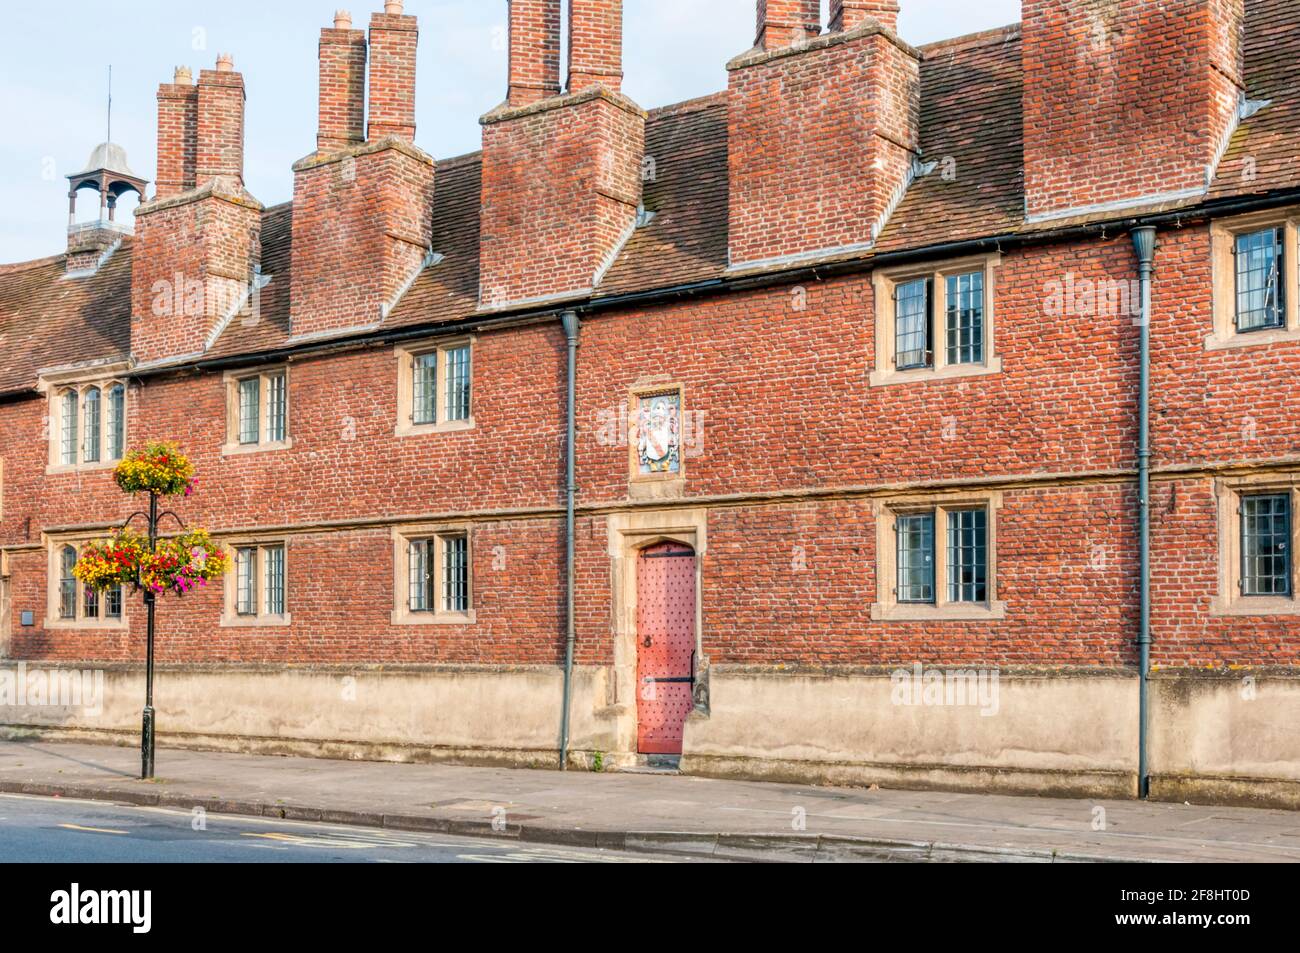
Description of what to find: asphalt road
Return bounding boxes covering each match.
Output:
[0,794,670,863]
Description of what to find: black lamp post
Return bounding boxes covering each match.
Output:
[122,490,185,781]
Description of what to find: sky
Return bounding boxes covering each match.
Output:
[0,0,1021,263]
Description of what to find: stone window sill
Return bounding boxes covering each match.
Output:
[220,613,292,628]
[869,357,1003,388]
[394,418,476,438]
[45,460,121,477]
[390,609,477,626]
[1208,596,1300,618]
[1204,327,1300,352]
[42,617,130,632]
[221,439,294,457]
[870,601,1008,622]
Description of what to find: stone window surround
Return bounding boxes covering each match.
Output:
[393,336,477,437]
[43,534,129,632]
[390,522,476,625]
[870,490,1007,622]
[220,537,291,628]
[222,366,293,456]
[1207,207,1300,351]
[1211,473,1300,617]
[870,252,1003,387]
[43,377,129,475]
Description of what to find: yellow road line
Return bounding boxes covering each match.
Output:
[59,823,129,835]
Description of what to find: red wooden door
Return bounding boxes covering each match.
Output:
[636,542,697,755]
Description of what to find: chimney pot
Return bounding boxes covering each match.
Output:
[384,0,403,13]
[216,53,235,72]
[173,65,193,85]
[334,9,353,29]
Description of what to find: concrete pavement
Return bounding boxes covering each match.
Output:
[0,739,1297,862]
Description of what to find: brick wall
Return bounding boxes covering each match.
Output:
[1022,0,1245,218]
[6,223,1300,670]
[726,24,919,267]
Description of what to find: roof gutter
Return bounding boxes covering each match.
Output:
[4,187,1298,403]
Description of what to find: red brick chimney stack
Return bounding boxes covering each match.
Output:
[829,0,899,33]
[318,9,368,154]
[508,0,562,107]
[1022,0,1245,220]
[479,0,646,309]
[568,0,624,92]
[728,0,920,268]
[195,55,246,187]
[367,0,418,141]
[290,3,436,340]
[756,0,820,49]
[155,66,199,199]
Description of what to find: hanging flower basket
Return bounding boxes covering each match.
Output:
[139,531,229,596]
[114,441,198,498]
[73,530,148,591]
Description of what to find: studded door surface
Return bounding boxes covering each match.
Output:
[636,542,697,755]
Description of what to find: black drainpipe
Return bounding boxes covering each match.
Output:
[1131,226,1157,799]
[558,310,581,770]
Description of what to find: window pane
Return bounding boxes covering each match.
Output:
[442,535,469,613]
[84,582,99,619]
[60,391,78,465]
[265,373,287,443]
[107,384,126,460]
[444,346,472,422]
[236,547,258,615]
[945,271,984,366]
[897,513,935,604]
[409,539,432,612]
[1235,228,1285,332]
[264,545,285,616]
[82,387,101,463]
[238,378,260,445]
[947,508,988,604]
[105,585,122,620]
[413,353,437,425]
[1241,494,1291,596]
[59,546,77,619]
[895,278,932,370]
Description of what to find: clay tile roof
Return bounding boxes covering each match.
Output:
[0,244,132,394]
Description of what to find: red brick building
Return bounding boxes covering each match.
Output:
[2,0,1299,807]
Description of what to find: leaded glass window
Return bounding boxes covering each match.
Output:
[1235,227,1285,333]
[265,373,287,443]
[59,546,77,619]
[946,271,984,366]
[104,585,123,620]
[60,390,78,466]
[444,346,471,423]
[82,387,101,464]
[107,384,126,460]
[413,353,438,425]
[947,508,988,604]
[895,278,932,370]
[409,538,434,612]
[897,512,935,604]
[1241,494,1291,597]
[236,547,258,615]
[238,378,260,445]
[442,535,469,613]
[264,545,286,616]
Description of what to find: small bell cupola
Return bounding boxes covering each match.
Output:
[65,68,150,276]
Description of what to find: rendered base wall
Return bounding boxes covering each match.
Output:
[2,663,1298,808]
